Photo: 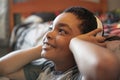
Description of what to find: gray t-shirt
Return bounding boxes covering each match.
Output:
[24,40,120,80]
[24,58,81,80]
[106,40,120,60]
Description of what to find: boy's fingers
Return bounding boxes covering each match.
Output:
[87,28,103,36]
[96,36,106,42]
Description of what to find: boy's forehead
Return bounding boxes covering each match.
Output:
[53,13,68,24]
[53,13,80,26]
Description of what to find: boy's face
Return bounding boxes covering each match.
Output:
[41,13,82,63]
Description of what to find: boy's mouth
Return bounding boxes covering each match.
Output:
[42,42,56,50]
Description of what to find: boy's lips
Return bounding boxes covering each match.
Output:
[42,42,56,50]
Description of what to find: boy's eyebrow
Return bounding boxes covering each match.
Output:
[58,23,72,31]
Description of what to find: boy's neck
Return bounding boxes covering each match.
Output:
[54,59,76,72]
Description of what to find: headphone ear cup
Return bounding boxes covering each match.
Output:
[95,16,104,36]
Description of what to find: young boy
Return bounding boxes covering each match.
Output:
[0,6,119,80]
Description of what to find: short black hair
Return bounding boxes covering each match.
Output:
[63,6,97,34]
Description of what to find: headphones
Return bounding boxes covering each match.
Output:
[95,16,104,36]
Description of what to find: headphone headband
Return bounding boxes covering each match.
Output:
[95,16,103,36]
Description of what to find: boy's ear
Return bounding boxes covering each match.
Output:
[95,16,104,36]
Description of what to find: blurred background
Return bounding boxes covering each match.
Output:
[0,0,120,57]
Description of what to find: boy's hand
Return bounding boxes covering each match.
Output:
[75,28,106,47]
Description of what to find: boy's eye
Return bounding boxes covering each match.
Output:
[58,29,67,35]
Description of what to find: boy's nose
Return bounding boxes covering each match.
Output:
[46,31,56,40]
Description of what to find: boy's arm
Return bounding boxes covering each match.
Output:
[0,45,42,75]
[6,69,26,80]
[70,38,119,80]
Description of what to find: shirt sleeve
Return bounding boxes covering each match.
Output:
[23,58,50,80]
